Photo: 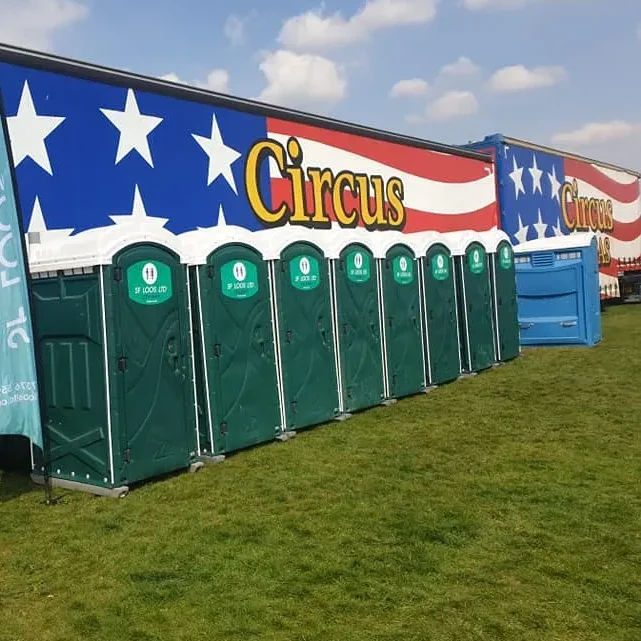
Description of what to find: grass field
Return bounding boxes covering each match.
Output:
[1,306,641,641]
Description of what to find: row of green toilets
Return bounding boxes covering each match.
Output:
[27,223,519,493]
[183,224,520,459]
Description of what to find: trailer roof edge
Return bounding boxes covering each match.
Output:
[0,42,493,164]
[498,135,640,178]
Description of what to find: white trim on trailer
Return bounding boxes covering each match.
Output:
[99,266,115,486]
[513,232,596,253]
[195,269,215,454]
[185,269,201,456]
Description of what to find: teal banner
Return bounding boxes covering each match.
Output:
[0,118,42,450]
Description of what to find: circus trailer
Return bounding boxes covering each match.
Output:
[0,44,499,249]
[463,134,641,303]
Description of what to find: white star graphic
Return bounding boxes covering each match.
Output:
[100,89,163,167]
[6,81,65,175]
[547,165,561,202]
[217,203,227,227]
[529,155,543,195]
[26,196,74,242]
[509,156,525,199]
[192,114,241,193]
[196,203,228,230]
[109,185,168,227]
[533,209,548,239]
[514,215,529,244]
[552,219,563,236]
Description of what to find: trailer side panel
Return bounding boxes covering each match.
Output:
[0,58,499,245]
[465,135,641,299]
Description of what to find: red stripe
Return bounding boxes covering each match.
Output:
[564,203,641,242]
[269,178,498,233]
[611,219,641,243]
[565,158,640,203]
[266,117,494,184]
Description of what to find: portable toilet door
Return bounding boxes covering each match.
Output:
[182,226,282,458]
[376,234,425,399]
[264,229,340,432]
[330,231,385,413]
[479,229,520,362]
[28,225,198,496]
[447,231,496,373]
[411,231,462,385]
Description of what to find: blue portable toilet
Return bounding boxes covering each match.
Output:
[513,232,602,346]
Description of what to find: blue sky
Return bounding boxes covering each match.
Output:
[1,0,640,169]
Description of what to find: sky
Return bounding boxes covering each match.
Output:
[0,0,640,170]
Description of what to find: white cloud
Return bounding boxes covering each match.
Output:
[465,0,586,8]
[223,11,257,46]
[551,121,641,146]
[0,0,89,50]
[278,0,438,50]
[439,56,479,76]
[390,78,429,98]
[427,90,478,120]
[464,0,530,8]
[257,50,347,109]
[161,69,230,93]
[488,64,567,92]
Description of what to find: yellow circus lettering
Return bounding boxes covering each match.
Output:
[332,171,358,226]
[560,178,615,236]
[244,135,407,230]
[306,167,333,225]
[245,139,289,224]
[356,174,386,228]
[605,200,614,231]
[560,181,576,230]
[386,177,405,228]
[284,138,310,223]
[597,236,612,266]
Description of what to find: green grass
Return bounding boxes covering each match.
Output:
[1,306,641,641]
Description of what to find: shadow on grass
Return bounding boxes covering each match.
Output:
[0,470,39,502]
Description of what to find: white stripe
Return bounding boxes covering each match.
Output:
[598,231,641,260]
[267,133,497,215]
[567,176,640,224]
[589,164,639,185]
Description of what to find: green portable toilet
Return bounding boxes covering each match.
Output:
[329,229,385,414]
[181,226,282,460]
[411,231,462,386]
[27,225,199,497]
[447,230,496,374]
[261,229,341,433]
[376,233,426,399]
[478,229,520,363]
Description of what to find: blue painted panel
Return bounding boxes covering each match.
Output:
[0,61,272,236]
